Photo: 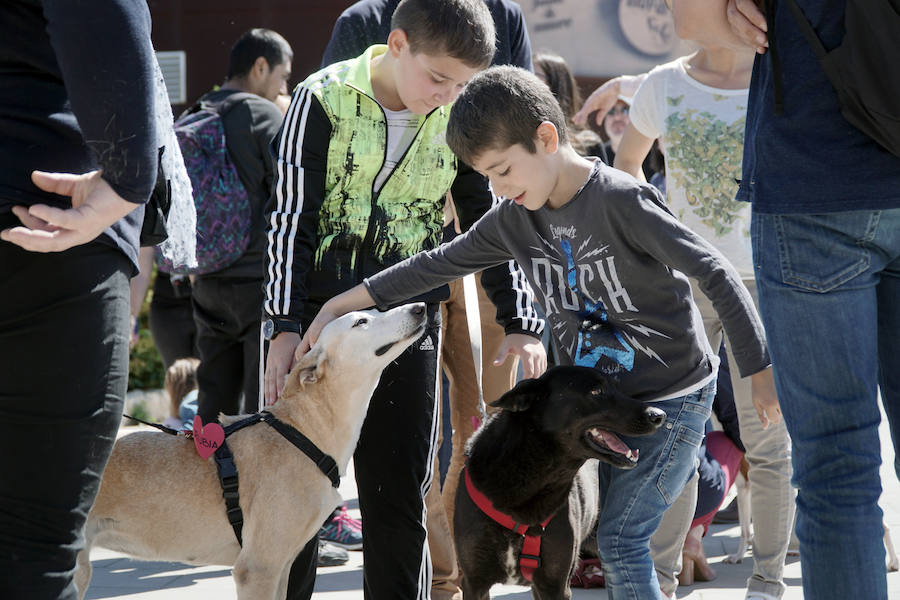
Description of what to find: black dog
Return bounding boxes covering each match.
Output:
[454,366,665,599]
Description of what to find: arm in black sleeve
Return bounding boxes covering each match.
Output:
[264,88,331,322]
[506,1,534,72]
[42,0,157,204]
[449,165,544,339]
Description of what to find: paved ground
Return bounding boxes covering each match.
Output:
[84,404,900,599]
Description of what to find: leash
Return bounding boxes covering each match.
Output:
[462,272,487,427]
[122,413,182,436]
[463,465,553,582]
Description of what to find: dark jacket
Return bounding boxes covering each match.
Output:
[0,0,158,269]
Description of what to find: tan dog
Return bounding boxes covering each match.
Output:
[75,303,428,600]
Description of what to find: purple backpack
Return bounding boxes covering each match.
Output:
[157,93,254,275]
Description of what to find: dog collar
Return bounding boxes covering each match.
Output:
[463,465,553,582]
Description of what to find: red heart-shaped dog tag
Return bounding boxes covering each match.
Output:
[193,415,224,460]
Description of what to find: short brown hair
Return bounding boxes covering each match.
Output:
[447,66,569,165]
[391,0,496,68]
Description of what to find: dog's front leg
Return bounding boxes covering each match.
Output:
[885,523,900,572]
[531,579,571,600]
[74,546,92,600]
[233,552,283,600]
[724,473,752,564]
[459,573,492,600]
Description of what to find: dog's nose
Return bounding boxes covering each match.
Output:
[645,407,666,427]
[409,303,425,315]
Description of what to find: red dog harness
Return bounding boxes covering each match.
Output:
[463,466,554,582]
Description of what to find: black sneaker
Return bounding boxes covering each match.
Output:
[712,497,739,524]
[317,539,349,567]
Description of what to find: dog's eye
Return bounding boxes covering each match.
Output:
[590,388,603,396]
[352,318,369,328]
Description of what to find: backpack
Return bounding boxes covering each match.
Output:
[785,0,900,158]
[157,92,255,275]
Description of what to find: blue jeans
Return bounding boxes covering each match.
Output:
[752,209,900,600]
[597,380,715,600]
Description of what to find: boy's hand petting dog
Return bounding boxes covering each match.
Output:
[495,333,548,379]
[750,368,781,429]
[294,284,378,372]
[264,332,301,405]
[295,304,341,363]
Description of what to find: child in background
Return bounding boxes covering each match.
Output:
[296,65,777,600]
[613,1,792,598]
[162,357,199,430]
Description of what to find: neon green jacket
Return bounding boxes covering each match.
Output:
[265,45,479,320]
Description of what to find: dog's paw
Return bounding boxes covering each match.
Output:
[723,553,744,564]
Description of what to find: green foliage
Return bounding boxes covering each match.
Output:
[129,328,165,390]
[126,401,152,423]
[128,271,165,390]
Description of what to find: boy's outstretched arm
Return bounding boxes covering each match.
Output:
[613,123,655,182]
[295,284,376,359]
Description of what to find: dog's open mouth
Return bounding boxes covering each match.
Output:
[584,427,638,464]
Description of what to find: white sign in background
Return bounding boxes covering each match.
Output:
[522,0,697,78]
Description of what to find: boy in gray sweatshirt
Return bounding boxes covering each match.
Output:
[296,66,778,600]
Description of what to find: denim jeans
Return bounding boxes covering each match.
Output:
[597,380,715,600]
[752,209,900,600]
[691,278,795,598]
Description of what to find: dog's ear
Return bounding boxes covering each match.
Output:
[282,346,327,396]
[489,377,546,412]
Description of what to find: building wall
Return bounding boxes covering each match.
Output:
[149,0,347,112]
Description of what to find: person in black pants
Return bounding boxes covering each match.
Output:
[0,1,159,598]
[190,29,293,424]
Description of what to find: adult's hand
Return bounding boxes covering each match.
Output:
[1,170,138,252]
[573,74,646,128]
[726,0,769,54]
[264,332,301,406]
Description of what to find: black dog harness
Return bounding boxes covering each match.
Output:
[213,411,340,546]
[122,410,340,547]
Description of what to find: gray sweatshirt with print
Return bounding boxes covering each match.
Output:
[365,161,769,401]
